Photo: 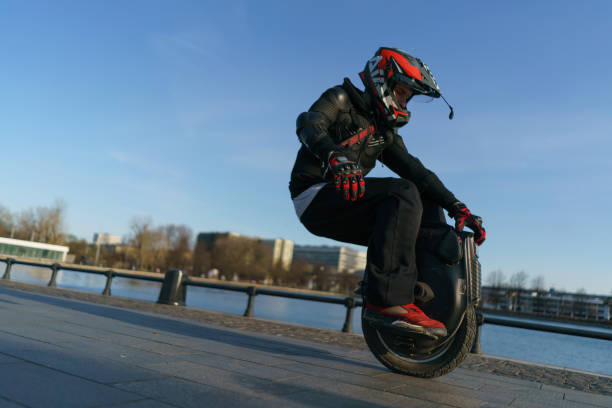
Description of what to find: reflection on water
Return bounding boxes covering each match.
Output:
[5,266,612,376]
[481,324,612,376]
[9,264,161,301]
[185,287,362,333]
[9,264,51,285]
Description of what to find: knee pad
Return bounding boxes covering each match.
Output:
[388,179,422,211]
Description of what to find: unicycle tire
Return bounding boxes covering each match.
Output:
[362,305,477,378]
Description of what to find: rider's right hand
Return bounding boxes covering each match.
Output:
[327,151,365,201]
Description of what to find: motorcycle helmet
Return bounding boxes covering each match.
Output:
[360,47,449,128]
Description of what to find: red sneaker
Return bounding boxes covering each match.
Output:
[364,302,447,339]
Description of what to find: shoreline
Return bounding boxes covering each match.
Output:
[1,279,610,396]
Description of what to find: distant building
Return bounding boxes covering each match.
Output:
[196,232,242,246]
[482,287,611,321]
[262,238,294,271]
[292,245,366,274]
[92,233,122,245]
[0,237,69,262]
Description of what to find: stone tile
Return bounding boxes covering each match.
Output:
[480,382,564,401]
[0,324,93,345]
[59,339,188,367]
[509,398,597,408]
[114,377,291,408]
[452,367,543,389]
[184,352,306,381]
[155,338,295,367]
[52,323,197,356]
[274,389,434,408]
[141,360,304,398]
[0,362,140,408]
[0,330,58,350]
[104,398,177,407]
[277,361,407,392]
[388,376,511,408]
[0,396,25,408]
[541,385,612,407]
[53,319,186,344]
[434,370,487,390]
[10,346,163,384]
[285,353,390,376]
[280,374,409,407]
[0,354,20,364]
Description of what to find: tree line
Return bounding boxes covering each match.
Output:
[1,201,360,294]
[192,234,360,294]
[0,200,66,244]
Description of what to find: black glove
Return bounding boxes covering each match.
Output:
[327,151,365,201]
[448,202,486,245]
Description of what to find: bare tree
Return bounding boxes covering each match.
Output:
[337,270,361,295]
[129,217,157,270]
[531,275,546,291]
[12,200,66,244]
[289,258,313,288]
[162,224,193,273]
[486,269,506,288]
[35,200,67,244]
[66,237,90,264]
[210,235,252,280]
[0,205,13,237]
[313,264,335,291]
[16,208,37,241]
[247,239,272,282]
[484,269,506,309]
[509,270,529,290]
[508,270,529,312]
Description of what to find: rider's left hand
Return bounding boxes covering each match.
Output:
[448,202,486,245]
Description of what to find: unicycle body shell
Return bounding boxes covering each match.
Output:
[361,229,482,378]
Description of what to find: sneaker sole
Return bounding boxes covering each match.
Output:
[363,310,447,339]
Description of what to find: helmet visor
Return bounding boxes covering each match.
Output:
[411,94,434,104]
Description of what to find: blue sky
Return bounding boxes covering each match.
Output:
[1,1,611,294]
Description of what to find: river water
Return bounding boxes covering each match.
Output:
[9,265,612,376]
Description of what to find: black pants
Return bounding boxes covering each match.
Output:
[300,177,443,306]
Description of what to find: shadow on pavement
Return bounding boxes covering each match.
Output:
[0,286,382,371]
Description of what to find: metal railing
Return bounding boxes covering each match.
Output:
[0,257,361,333]
[1,256,610,341]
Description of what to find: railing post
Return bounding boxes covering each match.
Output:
[157,269,186,306]
[471,308,484,354]
[243,286,257,317]
[48,263,60,287]
[102,269,113,296]
[342,297,357,333]
[2,258,14,280]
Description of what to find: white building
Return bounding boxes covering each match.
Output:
[92,233,122,245]
[293,245,366,273]
[0,237,69,262]
[262,238,294,271]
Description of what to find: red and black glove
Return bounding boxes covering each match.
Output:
[327,152,365,201]
[448,202,486,245]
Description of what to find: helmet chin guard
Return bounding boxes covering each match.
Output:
[361,47,446,128]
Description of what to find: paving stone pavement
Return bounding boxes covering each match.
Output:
[0,281,610,407]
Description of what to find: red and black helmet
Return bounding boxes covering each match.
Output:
[360,47,443,128]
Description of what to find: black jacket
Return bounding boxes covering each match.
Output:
[289,78,457,210]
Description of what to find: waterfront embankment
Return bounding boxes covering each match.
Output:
[0,279,610,404]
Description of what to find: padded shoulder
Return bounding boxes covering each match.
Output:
[309,85,351,123]
[319,86,351,110]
